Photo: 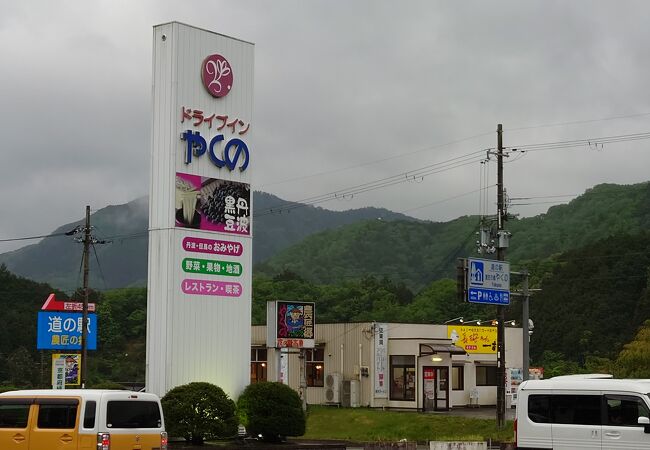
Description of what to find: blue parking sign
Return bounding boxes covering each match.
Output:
[37,311,97,350]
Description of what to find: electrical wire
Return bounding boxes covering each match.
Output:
[2,129,650,243]
[92,243,109,292]
[255,152,489,217]
[506,112,650,132]
[507,131,650,153]
[399,185,496,214]
[258,131,494,189]
[0,232,69,243]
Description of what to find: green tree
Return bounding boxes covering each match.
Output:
[161,382,238,445]
[7,347,36,387]
[614,320,650,378]
[237,382,305,442]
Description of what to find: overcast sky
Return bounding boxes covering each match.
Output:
[2,0,650,252]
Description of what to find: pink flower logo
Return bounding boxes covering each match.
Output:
[201,54,233,98]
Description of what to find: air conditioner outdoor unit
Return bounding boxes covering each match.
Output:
[325,372,342,404]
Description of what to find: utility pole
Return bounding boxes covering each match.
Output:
[522,270,530,381]
[496,124,506,430]
[81,205,90,389]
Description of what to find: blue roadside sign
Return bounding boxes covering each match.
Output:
[467,258,510,305]
[37,311,97,350]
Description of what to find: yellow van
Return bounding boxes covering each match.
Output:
[0,389,167,450]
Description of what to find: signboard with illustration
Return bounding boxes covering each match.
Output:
[175,172,250,235]
[447,325,497,354]
[266,301,315,349]
[52,353,81,386]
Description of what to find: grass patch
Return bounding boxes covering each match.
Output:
[302,406,513,443]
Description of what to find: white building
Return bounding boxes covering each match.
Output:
[251,322,523,411]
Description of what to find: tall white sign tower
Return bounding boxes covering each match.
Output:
[146,22,254,398]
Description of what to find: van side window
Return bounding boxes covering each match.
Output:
[528,394,551,423]
[606,395,650,426]
[106,401,161,429]
[0,400,31,429]
[37,402,78,429]
[552,395,601,425]
[83,400,97,428]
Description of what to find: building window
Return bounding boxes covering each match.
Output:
[305,347,324,387]
[476,365,497,386]
[250,347,267,383]
[390,355,416,401]
[452,366,464,390]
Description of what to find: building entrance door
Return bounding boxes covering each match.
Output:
[435,367,449,411]
[422,366,449,411]
[422,366,435,411]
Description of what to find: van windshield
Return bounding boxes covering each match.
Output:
[106,401,161,429]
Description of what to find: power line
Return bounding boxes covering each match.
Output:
[255,151,489,217]
[399,185,496,215]
[259,112,650,190]
[0,232,70,243]
[507,131,650,152]
[258,131,494,189]
[507,111,650,132]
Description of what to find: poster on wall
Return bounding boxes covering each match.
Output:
[374,323,388,398]
[51,353,81,386]
[175,172,250,235]
[447,325,497,354]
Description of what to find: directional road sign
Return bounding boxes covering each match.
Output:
[467,258,510,305]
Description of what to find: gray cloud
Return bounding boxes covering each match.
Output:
[1,0,650,252]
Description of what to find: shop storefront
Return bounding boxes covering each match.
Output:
[250,322,523,410]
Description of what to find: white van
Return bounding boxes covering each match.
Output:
[515,375,650,449]
[0,389,167,450]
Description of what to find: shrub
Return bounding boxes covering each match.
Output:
[237,382,305,442]
[161,382,238,444]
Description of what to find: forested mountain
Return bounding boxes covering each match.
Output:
[0,193,416,292]
[258,182,650,290]
[529,231,650,362]
[0,266,67,386]
[0,265,148,387]
[3,231,650,387]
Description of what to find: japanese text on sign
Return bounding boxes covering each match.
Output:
[276,339,304,348]
[37,312,97,350]
[448,325,497,354]
[181,279,242,297]
[182,258,242,276]
[181,107,251,134]
[182,237,243,256]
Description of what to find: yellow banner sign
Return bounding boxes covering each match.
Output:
[447,325,497,354]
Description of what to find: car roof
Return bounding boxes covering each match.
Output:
[520,376,650,394]
[0,389,160,401]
